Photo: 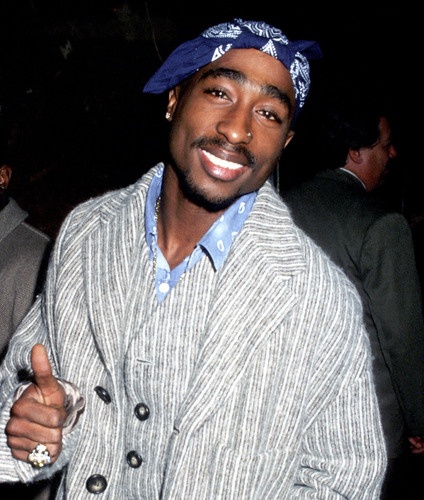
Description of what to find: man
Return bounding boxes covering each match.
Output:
[283,92,424,497]
[0,19,387,497]
[0,167,51,362]
[0,126,53,498]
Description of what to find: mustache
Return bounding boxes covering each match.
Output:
[192,136,256,167]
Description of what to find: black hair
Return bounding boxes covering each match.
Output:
[318,88,389,170]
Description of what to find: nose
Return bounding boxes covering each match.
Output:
[216,109,253,144]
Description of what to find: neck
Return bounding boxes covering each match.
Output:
[156,169,224,269]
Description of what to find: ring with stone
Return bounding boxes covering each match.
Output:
[28,443,52,468]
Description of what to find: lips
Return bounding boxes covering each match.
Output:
[200,148,248,181]
[202,149,245,170]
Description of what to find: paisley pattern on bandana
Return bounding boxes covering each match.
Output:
[144,18,322,117]
[203,20,290,46]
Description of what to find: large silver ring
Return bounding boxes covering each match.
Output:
[28,443,52,468]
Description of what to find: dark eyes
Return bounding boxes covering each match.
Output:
[205,87,282,124]
[258,109,281,123]
[207,88,227,99]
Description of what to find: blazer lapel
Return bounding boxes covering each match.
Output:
[83,190,149,373]
[174,183,306,435]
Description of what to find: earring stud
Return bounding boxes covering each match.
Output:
[247,132,252,138]
[165,112,171,121]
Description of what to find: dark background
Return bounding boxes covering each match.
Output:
[1,4,423,490]
[0,1,419,240]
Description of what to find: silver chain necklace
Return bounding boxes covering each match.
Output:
[153,195,191,288]
[152,196,161,276]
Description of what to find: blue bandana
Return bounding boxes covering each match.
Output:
[143,18,322,116]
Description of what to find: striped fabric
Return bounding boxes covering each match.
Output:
[0,164,387,498]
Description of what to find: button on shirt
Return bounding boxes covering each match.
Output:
[145,164,256,302]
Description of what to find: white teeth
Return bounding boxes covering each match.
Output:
[203,149,243,170]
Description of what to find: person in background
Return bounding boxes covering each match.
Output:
[0,117,54,498]
[283,90,424,499]
[0,19,387,498]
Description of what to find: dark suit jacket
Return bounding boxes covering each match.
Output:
[0,198,51,360]
[0,197,54,499]
[284,168,424,458]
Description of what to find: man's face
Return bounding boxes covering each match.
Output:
[363,116,398,191]
[165,49,296,211]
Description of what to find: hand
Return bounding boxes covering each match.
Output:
[408,436,424,455]
[5,343,67,466]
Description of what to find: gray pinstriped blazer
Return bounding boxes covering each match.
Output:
[0,164,386,498]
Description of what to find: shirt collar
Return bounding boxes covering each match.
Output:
[198,193,255,270]
[339,167,366,190]
[145,164,256,270]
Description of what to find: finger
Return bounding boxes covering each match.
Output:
[7,432,62,460]
[10,396,67,428]
[31,344,65,407]
[408,436,424,448]
[6,414,62,444]
[8,437,61,465]
[6,416,63,467]
[410,447,424,455]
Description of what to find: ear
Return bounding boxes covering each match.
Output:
[284,130,295,149]
[0,164,12,189]
[348,148,363,164]
[165,87,179,121]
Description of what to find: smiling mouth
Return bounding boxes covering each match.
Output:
[202,149,246,170]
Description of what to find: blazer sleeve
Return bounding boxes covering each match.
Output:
[361,212,424,434]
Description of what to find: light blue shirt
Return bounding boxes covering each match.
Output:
[145,164,256,302]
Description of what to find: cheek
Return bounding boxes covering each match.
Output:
[171,103,207,142]
[170,110,193,143]
[258,136,284,166]
[169,117,201,166]
[246,155,280,190]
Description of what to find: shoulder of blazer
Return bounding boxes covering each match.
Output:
[237,182,309,277]
[55,166,158,241]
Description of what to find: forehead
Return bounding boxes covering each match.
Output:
[197,48,295,94]
[379,116,391,137]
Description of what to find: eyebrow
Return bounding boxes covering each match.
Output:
[199,67,293,110]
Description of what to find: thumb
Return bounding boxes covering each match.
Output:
[31,343,65,407]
